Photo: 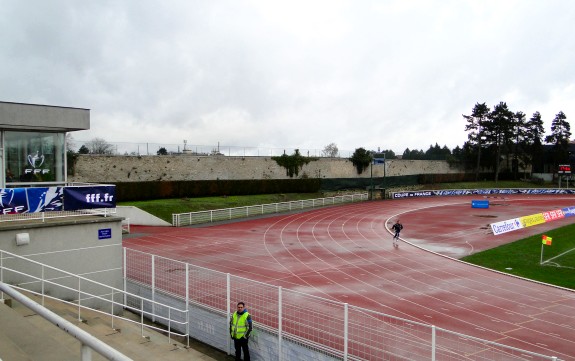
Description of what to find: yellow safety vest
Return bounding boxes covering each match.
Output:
[231,311,250,339]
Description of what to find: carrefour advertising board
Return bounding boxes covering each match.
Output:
[491,206,575,235]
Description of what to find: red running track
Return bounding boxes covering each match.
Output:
[124,195,575,360]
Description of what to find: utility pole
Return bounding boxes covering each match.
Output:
[370,158,374,200]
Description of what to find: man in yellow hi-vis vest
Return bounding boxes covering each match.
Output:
[230,301,253,361]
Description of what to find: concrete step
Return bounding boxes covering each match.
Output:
[0,301,80,361]
[1,293,231,361]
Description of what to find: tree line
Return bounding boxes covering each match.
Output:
[70,101,572,181]
[346,101,571,179]
[459,102,570,181]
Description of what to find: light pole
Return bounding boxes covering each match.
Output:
[371,154,386,200]
[383,154,386,198]
[370,157,374,200]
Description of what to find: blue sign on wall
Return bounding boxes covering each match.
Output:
[98,228,112,240]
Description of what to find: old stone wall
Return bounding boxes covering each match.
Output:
[68,155,463,183]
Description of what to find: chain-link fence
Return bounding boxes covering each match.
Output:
[124,248,561,361]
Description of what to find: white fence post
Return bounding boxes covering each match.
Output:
[186,263,190,348]
[41,265,45,306]
[344,303,348,361]
[278,286,283,361]
[123,248,127,307]
[226,273,231,355]
[151,255,156,322]
[78,278,82,321]
[140,298,144,337]
[431,325,436,361]
[81,344,92,361]
[111,289,115,330]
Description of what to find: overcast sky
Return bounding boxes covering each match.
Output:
[2,0,574,155]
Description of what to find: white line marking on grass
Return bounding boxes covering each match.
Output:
[542,247,575,264]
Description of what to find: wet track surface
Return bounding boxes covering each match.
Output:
[125,195,575,360]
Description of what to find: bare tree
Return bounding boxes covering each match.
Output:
[66,133,76,152]
[84,137,115,155]
[322,143,339,157]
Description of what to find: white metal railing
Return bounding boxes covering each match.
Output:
[125,248,562,361]
[172,193,369,226]
[0,208,117,223]
[122,217,131,234]
[0,182,117,223]
[0,249,189,347]
[0,282,133,361]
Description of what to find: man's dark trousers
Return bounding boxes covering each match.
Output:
[234,337,250,361]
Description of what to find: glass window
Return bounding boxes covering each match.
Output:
[4,131,65,184]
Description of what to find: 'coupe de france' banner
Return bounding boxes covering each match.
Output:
[0,187,63,214]
[392,188,575,199]
[63,186,116,210]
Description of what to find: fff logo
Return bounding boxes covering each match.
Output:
[25,151,50,175]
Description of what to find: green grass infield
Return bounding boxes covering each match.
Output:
[461,223,575,290]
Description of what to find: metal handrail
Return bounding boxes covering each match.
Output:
[172,193,369,226]
[0,281,133,361]
[0,249,189,344]
[0,208,118,223]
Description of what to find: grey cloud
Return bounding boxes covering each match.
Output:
[1,0,574,154]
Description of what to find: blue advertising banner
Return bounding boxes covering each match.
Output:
[64,186,116,210]
[27,187,64,212]
[0,188,29,214]
[0,187,63,214]
[392,188,575,199]
[562,206,575,217]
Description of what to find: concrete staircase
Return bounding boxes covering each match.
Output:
[0,293,230,361]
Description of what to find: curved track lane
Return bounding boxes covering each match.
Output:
[124,195,575,360]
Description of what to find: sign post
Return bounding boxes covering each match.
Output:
[373,156,386,199]
[558,165,571,188]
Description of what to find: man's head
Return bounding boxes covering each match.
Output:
[237,302,245,311]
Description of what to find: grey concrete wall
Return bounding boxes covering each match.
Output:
[69,155,462,183]
[0,101,89,131]
[0,217,124,304]
[116,206,171,226]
